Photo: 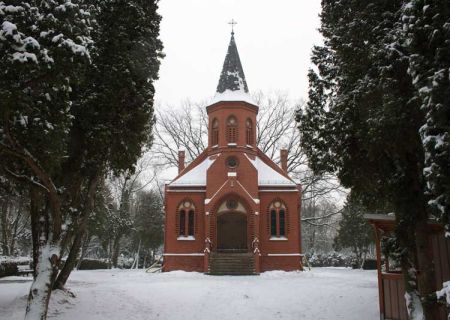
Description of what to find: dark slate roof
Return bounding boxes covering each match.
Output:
[216,32,249,93]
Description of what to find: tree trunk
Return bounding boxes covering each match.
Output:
[133,239,141,269]
[53,175,98,289]
[30,188,41,278]
[396,194,436,319]
[415,216,437,319]
[24,243,60,320]
[112,235,122,268]
[53,229,84,290]
[0,200,10,256]
[25,166,64,319]
[396,215,424,320]
[26,188,61,320]
[361,250,367,270]
[10,201,22,256]
[76,233,90,270]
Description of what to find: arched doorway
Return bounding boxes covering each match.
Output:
[216,197,248,252]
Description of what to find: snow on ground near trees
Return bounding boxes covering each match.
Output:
[0,268,379,320]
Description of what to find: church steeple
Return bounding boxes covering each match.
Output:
[216,30,249,94]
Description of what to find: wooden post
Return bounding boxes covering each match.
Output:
[372,224,385,320]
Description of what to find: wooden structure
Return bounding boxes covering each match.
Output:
[366,214,450,320]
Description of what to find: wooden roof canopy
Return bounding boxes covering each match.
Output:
[364,213,444,233]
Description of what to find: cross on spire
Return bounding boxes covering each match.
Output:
[216,23,249,94]
[228,19,237,35]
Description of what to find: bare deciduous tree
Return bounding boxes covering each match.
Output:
[107,156,158,267]
[153,100,208,168]
[0,182,30,256]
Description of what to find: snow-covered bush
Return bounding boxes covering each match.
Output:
[117,255,134,269]
[0,260,18,278]
[307,252,350,267]
[436,281,450,309]
[307,252,377,269]
[78,259,110,270]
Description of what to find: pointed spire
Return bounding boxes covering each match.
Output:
[216,31,249,94]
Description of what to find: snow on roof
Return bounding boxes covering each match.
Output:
[210,89,257,106]
[170,154,296,187]
[246,155,297,187]
[170,156,216,186]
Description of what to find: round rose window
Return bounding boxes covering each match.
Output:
[226,156,238,168]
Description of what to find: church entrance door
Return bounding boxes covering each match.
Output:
[217,212,247,251]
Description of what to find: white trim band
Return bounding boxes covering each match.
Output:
[168,190,206,193]
[177,236,196,241]
[269,236,288,241]
[266,253,304,256]
[259,189,298,192]
[163,253,205,256]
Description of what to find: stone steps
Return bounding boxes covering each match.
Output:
[208,252,257,275]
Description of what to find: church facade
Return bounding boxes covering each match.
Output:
[163,31,302,274]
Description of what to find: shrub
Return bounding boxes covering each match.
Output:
[0,261,18,278]
[308,252,346,267]
[78,259,110,270]
[362,259,377,270]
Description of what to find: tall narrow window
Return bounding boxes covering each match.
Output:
[279,209,286,236]
[246,119,253,145]
[226,116,238,143]
[188,210,195,236]
[177,201,195,238]
[268,201,288,238]
[270,209,277,237]
[179,210,186,236]
[212,118,219,146]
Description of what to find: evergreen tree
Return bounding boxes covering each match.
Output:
[0,2,93,318]
[0,0,163,317]
[131,190,164,266]
[334,195,373,268]
[54,0,163,288]
[402,0,450,236]
[297,1,441,317]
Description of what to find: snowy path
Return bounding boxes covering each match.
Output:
[0,268,379,320]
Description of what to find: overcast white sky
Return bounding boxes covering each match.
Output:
[154,0,323,107]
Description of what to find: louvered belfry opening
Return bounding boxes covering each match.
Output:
[211,118,219,145]
[226,116,238,143]
[246,118,253,145]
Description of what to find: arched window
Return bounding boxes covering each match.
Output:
[211,118,219,146]
[246,118,253,145]
[177,200,195,238]
[268,200,287,238]
[226,116,238,143]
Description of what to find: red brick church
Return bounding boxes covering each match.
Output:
[163,30,302,274]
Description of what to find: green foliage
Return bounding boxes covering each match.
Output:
[334,195,374,267]
[0,260,18,278]
[132,190,164,252]
[297,0,424,211]
[77,0,164,175]
[0,0,93,178]
[77,259,109,270]
[297,1,450,314]
[403,1,450,234]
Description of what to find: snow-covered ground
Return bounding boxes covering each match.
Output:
[0,268,379,320]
